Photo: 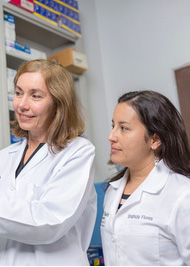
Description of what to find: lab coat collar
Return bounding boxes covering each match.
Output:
[8,139,49,179]
[109,160,170,215]
[109,159,170,194]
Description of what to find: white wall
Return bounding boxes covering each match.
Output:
[78,0,190,182]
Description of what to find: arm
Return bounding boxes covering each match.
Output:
[0,140,96,245]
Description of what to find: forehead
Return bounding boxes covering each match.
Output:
[113,102,140,123]
[17,72,48,91]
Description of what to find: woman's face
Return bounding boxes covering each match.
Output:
[108,102,155,170]
[13,71,55,141]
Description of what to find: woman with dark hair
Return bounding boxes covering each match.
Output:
[101,90,190,266]
[0,59,96,266]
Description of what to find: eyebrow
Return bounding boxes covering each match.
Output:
[15,86,46,94]
[112,119,131,125]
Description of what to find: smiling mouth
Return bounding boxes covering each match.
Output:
[19,114,34,118]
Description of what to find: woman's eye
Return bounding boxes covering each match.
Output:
[121,126,128,131]
[15,91,21,96]
[33,94,41,99]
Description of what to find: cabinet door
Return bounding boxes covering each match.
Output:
[175,65,190,145]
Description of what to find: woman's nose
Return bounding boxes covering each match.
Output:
[18,96,29,110]
[108,128,118,143]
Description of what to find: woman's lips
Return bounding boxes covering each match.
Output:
[111,146,121,153]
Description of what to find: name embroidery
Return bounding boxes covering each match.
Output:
[127,214,153,221]
[101,211,110,227]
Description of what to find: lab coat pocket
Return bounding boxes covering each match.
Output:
[119,224,160,265]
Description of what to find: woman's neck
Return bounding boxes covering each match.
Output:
[124,160,155,195]
[27,134,46,149]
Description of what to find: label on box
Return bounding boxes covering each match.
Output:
[4,13,15,26]
[21,0,34,12]
[72,50,88,69]
[15,42,31,54]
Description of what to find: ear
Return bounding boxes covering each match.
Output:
[151,134,161,150]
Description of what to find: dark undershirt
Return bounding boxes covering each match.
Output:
[118,193,130,210]
[15,143,45,178]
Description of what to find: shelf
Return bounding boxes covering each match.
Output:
[2,2,78,49]
[0,1,81,148]
[6,52,27,70]
[6,53,79,81]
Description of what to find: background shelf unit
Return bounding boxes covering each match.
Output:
[0,1,79,149]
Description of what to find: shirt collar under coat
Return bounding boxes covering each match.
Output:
[8,138,49,180]
[109,159,171,195]
[107,160,171,216]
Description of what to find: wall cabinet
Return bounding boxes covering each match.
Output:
[0,1,79,149]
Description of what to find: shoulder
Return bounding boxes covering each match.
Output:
[0,139,26,155]
[168,171,190,194]
[52,137,95,162]
[66,136,95,152]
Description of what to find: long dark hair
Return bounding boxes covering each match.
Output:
[108,90,190,185]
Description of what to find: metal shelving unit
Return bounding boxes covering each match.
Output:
[0,1,79,149]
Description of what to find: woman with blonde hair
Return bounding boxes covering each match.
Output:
[0,59,96,266]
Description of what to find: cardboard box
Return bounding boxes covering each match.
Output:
[9,0,34,13]
[48,47,88,74]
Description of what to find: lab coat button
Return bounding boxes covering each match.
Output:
[9,185,15,191]
[111,235,117,242]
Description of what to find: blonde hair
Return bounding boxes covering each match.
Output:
[12,59,85,152]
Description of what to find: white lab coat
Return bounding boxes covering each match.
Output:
[101,160,190,266]
[0,137,97,266]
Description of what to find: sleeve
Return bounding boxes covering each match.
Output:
[0,141,96,245]
[169,191,190,265]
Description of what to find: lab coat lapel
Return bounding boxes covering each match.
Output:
[9,139,28,174]
[17,144,49,179]
[110,160,170,214]
[109,174,128,216]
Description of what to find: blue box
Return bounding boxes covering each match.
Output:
[57,3,79,22]
[38,0,59,11]
[4,13,15,25]
[87,246,104,266]
[34,1,59,25]
[60,15,81,37]
[15,42,31,54]
[59,0,78,11]
[10,134,25,144]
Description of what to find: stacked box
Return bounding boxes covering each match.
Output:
[7,68,16,95]
[4,13,16,48]
[55,0,79,23]
[10,134,25,144]
[7,67,16,112]
[34,0,59,26]
[34,0,81,37]
[60,15,81,37]
[48,47,88,74]
[60,0,78,10]
[4,13,47,59]
[9,0,34,13]
[87,246,104,266]
[56,0,81,36]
